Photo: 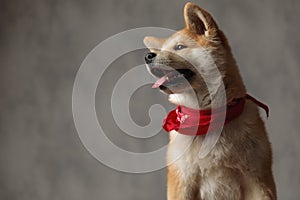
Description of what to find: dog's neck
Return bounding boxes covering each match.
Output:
[168,91,200,109]
[168,90,212,110]
[168,86,246,110]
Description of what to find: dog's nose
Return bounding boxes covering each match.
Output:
[145,52,156,64]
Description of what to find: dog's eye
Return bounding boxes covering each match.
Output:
[174,44,187,51]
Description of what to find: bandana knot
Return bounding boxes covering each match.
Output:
[176,107,190,124]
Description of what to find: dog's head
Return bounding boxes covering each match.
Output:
[144,3,246,105]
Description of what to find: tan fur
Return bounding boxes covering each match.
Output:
[144,2,276,200]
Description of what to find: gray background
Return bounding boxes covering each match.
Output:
[1,0,300,199]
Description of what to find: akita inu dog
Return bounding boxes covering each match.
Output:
[143,2,276,200]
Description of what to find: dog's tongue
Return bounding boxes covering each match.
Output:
[152,71,179,89]
[152,74,169,88]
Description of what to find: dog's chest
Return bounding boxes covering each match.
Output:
[168,131,228,199]
[168,131,219,179]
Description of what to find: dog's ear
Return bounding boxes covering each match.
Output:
[143,36,165,52]
[184,2,218,37]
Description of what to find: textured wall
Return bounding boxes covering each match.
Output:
[1,0,299,199]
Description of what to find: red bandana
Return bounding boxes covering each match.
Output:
[163,94,269,136]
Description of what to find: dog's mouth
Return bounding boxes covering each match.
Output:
[150,67,195,89]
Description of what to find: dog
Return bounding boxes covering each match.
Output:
[143,2,276,200]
